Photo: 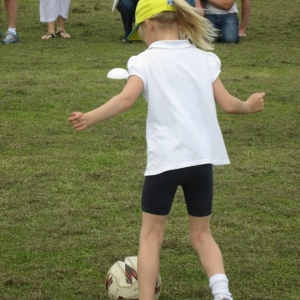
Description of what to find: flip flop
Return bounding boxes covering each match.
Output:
[41,32,56,40]
[56,30,71,38]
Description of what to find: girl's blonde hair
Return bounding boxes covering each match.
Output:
[145,0,218,50]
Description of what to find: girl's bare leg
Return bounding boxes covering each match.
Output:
[189,215,232,300]
[138,212,167,300]
[189,215,225,277]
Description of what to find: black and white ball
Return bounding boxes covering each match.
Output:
[105,256,162,300]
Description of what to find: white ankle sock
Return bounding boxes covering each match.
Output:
[209,274,233,300]
[8,28,16,34]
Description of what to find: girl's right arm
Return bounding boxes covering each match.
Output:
[213,77,265,114]
[68,75,144,131]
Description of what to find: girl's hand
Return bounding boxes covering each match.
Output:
[68,112,88,131]
[246,92,265,113]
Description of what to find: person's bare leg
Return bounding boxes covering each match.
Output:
[189,215,225,277]
[239,0,251,37]
[41,21,55,39]
[138,212,167,300]
[56,15,70,38]
[189,214,232,300]
[4,0,17,29]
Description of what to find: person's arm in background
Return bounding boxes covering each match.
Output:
[207,0,235,10]
[239,0,252,36]
[195,0,205,16]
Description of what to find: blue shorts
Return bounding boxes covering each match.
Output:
[141,164,213,217]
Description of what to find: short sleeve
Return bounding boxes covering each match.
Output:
[127,55,146,88]
[205,52,221,83]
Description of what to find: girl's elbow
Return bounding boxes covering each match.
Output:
[221,105,235,114]
[124,102,133,111]
[123,97,136,110]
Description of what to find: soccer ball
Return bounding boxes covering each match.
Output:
[105,256,162,300]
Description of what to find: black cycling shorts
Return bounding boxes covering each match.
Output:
[141,164,213,217]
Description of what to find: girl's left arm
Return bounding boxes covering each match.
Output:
[68,75,144,131]
[213,77,265,114]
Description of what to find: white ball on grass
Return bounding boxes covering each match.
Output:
[107,68,129,80]
[106,256,162,300]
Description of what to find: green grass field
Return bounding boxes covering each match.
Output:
[0,0,299,299]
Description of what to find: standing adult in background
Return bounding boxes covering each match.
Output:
[40,0,71,40]
[117,0,138,42]
[0,0,18,44]
[202,0,239,43]
[239,0,251,37]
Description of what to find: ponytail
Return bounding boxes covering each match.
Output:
[149,0,218,50]
[174,0,217,50]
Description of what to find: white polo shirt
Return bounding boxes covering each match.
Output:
[127,40,230,176]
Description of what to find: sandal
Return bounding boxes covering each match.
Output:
[56,29,70,38]
[41,32,56,40]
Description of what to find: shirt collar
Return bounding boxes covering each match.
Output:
[147,39,194,50]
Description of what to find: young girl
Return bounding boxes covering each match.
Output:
[68,0,264,299]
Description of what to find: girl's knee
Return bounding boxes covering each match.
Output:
[189,229,212,248]
[140,228,164,248]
